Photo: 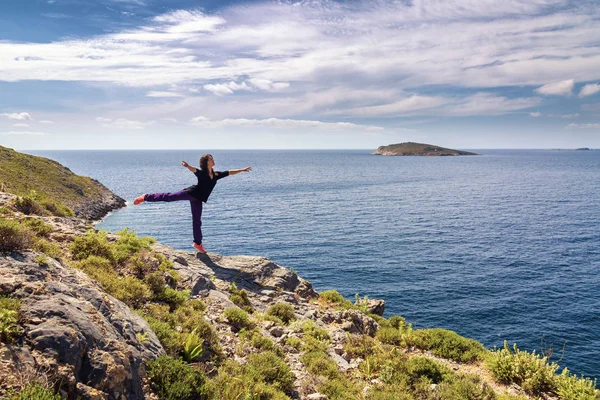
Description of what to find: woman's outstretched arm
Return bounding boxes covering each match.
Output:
[228,166,252,175]
[181,160,197,173]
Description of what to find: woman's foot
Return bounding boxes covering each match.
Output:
[133,194,147,205]
[193,242,207,253]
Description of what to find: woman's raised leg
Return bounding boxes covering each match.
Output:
[143,190,194,203]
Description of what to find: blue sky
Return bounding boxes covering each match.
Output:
[1,0,600,149]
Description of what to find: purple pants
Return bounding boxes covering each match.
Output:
[144,190,203,244]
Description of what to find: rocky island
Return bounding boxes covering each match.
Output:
[0,148,597,400]
[373,142,478,156]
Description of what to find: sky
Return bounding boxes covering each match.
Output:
[1,0,600,149]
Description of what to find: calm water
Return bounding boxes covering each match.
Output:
[29,149,600,378]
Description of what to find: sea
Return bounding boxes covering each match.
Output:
[28,149,600,379]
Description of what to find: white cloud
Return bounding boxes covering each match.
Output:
[146,91,184,98]
[1,112,32,121]
[95,117,113,123]
[39,120,54,124]
[566,123,600,129]
[535,80,574,96]
[530,112,542,117]
[189,116,384,131]
[203,82,252,96]
[579,83,600,98]
[1,131,46,135]
[247,79,289,92]
[99,118,151,130]
[12,123,29,127]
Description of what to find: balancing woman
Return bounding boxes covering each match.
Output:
[133,154,251,253]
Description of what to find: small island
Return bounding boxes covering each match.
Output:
[372,142,478,156]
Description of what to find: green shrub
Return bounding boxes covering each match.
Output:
[21,218,52,237]
[34,255,49,265]
[376,326,405,346]
[238,328,283,357]
[411,328,487,363]
[285,336,302,351]
[485,341,558,395]
[0,218,33,252]
[147,355,208,400]
[70,230,115,263]
[224,307,252,331]
[319,377,362,400]
[112,228,154,264]
[7,382,61,400]
[227,282,254,313]
[267,302,296,325]
[301,350,340,380]
[33,239,62,258]
[144,315,184,355]
[0,297,21,343]
[76,256,150,308]
[438,373,496,400]
[344,334,377,359]
[13,196,45,215]
[302,320,330,341]
[0,206,13,215]
[39,199,74,217]
[320,290,346,304]
[555,368,600,399]
[407,356,452,385]
[246,351,295,392]
[207,359,289,400]
[157,288,189,311]
[388,315,409,331]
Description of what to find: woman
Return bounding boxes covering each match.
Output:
[133,154,251,253]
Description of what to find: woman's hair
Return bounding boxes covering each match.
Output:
[199,154,213,171]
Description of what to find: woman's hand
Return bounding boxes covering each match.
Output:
[243,166,252,172]
[181,160,189,168]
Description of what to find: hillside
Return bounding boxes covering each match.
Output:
[0,146,125,219]
[373,142,478,156]
[0,149,598,400]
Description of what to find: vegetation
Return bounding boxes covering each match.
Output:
[147,356,208,400]
[33,238,62,258]
[227,282,254,313]
[0,297,21,343]
[0,217,33,252]
[0,145,105,214]
[266,302,296,325]
[6,382,61,400]
[224,307,252,331]
[410,328,488,363]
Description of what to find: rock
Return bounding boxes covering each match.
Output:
[269,326,285,338]
[366,299,385,316]
[307,393,328,400]
[339,310,379,336]
[0,252,163,399]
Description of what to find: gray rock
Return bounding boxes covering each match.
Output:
[366,299,385,316]
[269,326,285,338]
[307,393,328,400]
[0,252,163,399]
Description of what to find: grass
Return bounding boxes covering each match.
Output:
[0,145,105,213]
[0,297,21,343]
[410,328,488,363]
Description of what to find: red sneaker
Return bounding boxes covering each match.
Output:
[193,242,207,253]
[133,194,146,205]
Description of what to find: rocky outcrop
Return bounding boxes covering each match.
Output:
[0,252,163,399]
[75,180,126,221]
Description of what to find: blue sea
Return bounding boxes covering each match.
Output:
[28,149,600,379]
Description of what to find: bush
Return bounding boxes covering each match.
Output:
[438,373,496,400]
[407,356,452,385]
[238,328,283,357]
[555,368,599,399]
[0,218,33,252]
[285,336,302,351]
[301,350,340,380]
[411,328,487,363]
[246,351,295,392]
[147,355,208,400]
[157,288,189,311]
[344,334,377,359]
[71,230,115,263]
[227,283,254,313]
[267,302,296,325]
[302,320,330,341]
[182,329,204,363]
[319,377,362,400]
[35,255,49,265]
[224,308,252,331]
[21,218,52,237]
[320,290,346,304]
[485,341,558,395]
[376,326,405,346]
[39,199,74,217]
[208,360,290,400]
[76,256,150,308]
[7,382,61,400]
[112,228,154,264]
[0,297,21,343]
[13,196,45,215]
[33,239,62,258]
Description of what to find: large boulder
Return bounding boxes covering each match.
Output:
[0,252,163,399]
